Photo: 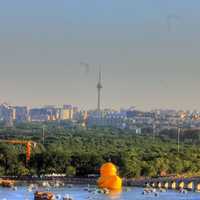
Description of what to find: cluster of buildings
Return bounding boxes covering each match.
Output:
[88,108,200,132]
[1,102,200,133]
[0,103,87,127]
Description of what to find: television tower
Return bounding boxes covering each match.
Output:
[97,66,103,112]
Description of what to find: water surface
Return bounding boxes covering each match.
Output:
[0,186,200,200]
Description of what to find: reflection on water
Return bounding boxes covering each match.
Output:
[0,185,199,200]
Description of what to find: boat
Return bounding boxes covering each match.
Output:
[34,191,55,200]
[0,180,15,187]
[63,194,73,200]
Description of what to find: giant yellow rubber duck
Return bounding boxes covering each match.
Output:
[98,162,122,190]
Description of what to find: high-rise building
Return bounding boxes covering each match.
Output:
[29,108,49,122]
[15,106,29,123]
[0,103,14,127]
[60,105,74,120]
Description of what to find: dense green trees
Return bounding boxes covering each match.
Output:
[66,166,76,177]
[0,124,200,178]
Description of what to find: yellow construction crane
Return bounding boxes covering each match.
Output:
[0,140,37,163]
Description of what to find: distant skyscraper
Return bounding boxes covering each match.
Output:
[61,105,74,120]
[0,104,14,127]
[15,106,29,123]
[97,66,103,112]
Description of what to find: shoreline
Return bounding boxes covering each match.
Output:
[1,176,200,182]
[1,177,98,186]
[2,176,200,189]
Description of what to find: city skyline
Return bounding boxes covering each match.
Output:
[1,100,200,132]
[1,101,200,112]
[0,1,200,110]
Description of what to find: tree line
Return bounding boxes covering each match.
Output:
[0,123,200,178]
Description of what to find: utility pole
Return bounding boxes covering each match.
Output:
[177,127,181,153]
[153,123,156,141]
[152,112,157,141]
[42,125,45,145]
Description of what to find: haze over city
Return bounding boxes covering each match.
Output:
[0,0,200,110]
[2,1,200,200]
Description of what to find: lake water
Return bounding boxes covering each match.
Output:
[0,185,200,200]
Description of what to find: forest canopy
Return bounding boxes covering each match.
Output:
[0,122,200,178]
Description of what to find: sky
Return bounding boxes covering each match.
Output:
[0,0,200,110]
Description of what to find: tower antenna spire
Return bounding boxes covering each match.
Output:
[99,65,102,83]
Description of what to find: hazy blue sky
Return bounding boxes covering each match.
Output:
[0,0,200,110]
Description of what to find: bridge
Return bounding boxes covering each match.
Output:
[125,177,200,191]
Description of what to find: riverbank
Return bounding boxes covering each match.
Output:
[0,176,97,186]
[1,176,200,191]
